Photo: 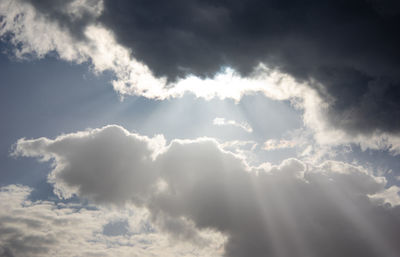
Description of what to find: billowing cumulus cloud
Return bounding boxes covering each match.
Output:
[12,125,400,257]
[12,125,166,204]
[3,0,400,144]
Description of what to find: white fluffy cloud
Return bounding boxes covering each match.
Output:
[0,184,224,257]
[12,125,400,257]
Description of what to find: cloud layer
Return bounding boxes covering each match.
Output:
[2,2,400,256]
[0,184,223,257]
[12,125,400,257]
[2,0,400,140]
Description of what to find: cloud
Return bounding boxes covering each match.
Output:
[220,140,258,157]
[0,184,224,257]
[2,0,400,137]
[12,125,400,257]
[0,0,304,102]
[93,0,400,137]
[3,0,400,151]
[12,125,166,204]
[263,139,296,151]
[295,91,400,155]
[370,186,400,206]
[213,117,253,133]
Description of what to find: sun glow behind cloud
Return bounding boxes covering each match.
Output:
[2,1,400,257]
[4,0,400,155]
[8,125,400,257]
[0,0,304,101]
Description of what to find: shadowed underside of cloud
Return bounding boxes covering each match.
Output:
[1,0,400,138]
[12,125,400,257]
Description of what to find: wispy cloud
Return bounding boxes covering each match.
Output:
[262,139,296,151]
[213,117,253,133]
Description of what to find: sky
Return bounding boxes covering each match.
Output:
[1,0,400,256]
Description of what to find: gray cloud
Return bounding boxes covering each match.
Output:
[100,0,400,137]
[13,125,400,257]
[102,220,130,237]
[2,0,400,138]
[14,0,400,135]
[12,126,163,204]
[0,0,399,137]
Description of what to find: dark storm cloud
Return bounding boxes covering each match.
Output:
[99,0,400,135]
[20,0,99,40]
[13,125,400,257]
[13,0,400,134]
